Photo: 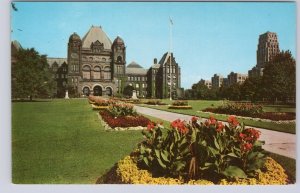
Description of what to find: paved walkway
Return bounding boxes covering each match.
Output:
[135,106,296,159]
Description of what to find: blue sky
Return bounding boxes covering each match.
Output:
[11,2,296,89]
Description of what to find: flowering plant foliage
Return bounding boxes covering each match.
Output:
[204,102,263,117]
[171,100,189,106]
[108,103,137,117]
[137,115,266,182]
[145,99,166,105]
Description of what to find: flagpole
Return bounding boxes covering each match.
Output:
[169,17,173,101]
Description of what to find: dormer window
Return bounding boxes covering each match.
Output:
[91,40,104,53]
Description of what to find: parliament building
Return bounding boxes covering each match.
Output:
[47,26,182,99]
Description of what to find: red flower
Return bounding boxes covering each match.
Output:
[227,115,239,127]
[241,143,253,152]
[216,121,225,132]
[171,119,189,134]
[209,115,217,125]
[147,122,155,131]
[191,116,198,123]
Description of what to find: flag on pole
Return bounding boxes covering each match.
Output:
[169,17,173,25]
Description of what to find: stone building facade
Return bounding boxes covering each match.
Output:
[248,31,280,78]
[47,58,68,97]
[47,25,182,99]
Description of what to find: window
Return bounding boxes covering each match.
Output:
[137,77,140,81]
[142,83,145,88]
[82,65,91,79]
[128,76,130,81]
[117,56,122,63]
[104,66,111,80]
[136,83,139,88]
[94,66,101,79]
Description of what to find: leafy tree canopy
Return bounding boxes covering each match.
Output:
[12,48,55,100]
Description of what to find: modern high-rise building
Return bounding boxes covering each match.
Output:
[227,72,248,86]
[211,74,224,89]
[249,31,280,78]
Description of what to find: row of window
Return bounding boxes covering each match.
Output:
[127,76,147,82]
[83,71,111,80]
[166,66,176,74]
[82,65,111,72]
[135,83,147,89]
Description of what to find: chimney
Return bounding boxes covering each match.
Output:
[154,58,157,64]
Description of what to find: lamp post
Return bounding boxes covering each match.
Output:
[169,17,173,101]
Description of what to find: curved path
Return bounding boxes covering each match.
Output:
[135,106,296,159]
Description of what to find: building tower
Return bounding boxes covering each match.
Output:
[249,31,280,78]
[112,36,126,78]
[257,31,280,69]
[67,32,82,95]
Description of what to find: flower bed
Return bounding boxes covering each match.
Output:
[97,116,289,184]
[168,105,192,109]
[99,110,150,129]
[202,108,295,122]
[168,100,192,109]
[144,99,167,106]
[92,104,109,110]
[203,102,295,121]
[98,103,150,130]
[127,116,290,184]
[111,155,288,185]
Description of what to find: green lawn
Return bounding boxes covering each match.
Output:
[12,99,296,184]
[12,99,144,184]
[138,99,296,134]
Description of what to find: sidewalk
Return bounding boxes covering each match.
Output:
[135,106,296,159]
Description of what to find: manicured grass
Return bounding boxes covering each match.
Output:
[12,99,144,184]
[138,100,296,134]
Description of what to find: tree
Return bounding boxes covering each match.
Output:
[123,85,134,98]
[191,79,210,99]
[262,51,296,103]
[240,76,263,102]
[12,48,55,100]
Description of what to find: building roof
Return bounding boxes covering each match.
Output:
[126,61,147,75]
[113,36,124,45]
[69,32,81,42]
[82,26,112,49]
[159,52,174,66]
[47,57,67,67]
[127,61,143,68]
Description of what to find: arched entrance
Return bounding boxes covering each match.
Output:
[93,85,102,96]
[105,87,112,96]
[83,87,90,96]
